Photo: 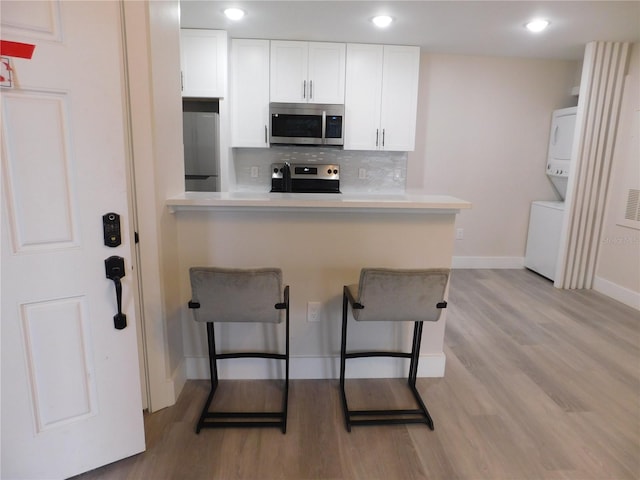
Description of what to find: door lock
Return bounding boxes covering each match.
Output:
[103,212,121,247]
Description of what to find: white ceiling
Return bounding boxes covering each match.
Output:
[180,1,640,60]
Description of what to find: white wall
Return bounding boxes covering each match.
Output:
[408,53,580,267]
[126,1,186,410]
[594,43,640,308]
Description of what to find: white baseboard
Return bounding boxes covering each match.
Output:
[452,256,524,269]
[593,276,640,310]
[185,354,446,380]
[171,358,187,402]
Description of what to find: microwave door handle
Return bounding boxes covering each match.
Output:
[321,110,326,145]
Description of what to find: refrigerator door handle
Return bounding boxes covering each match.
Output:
[185,174,213,180]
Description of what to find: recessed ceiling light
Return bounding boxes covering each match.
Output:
[526,18,550,33]
[224,8,245,21]
[372,15,393,28]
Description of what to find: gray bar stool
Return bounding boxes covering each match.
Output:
[188,267,289,433]
[340,268,450,431]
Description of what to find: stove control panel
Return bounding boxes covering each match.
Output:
[290,164,339,180]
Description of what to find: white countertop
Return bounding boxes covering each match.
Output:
[167,191,472,213]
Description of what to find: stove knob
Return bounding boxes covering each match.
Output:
[274,167,279,174]
[327,169,332,175]
[333,169,338,174]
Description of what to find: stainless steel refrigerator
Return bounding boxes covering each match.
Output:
[183,110,219,192]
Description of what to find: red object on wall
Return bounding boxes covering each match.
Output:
[0,40,36,59]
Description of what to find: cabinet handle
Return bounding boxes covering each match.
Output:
[553,125,559,145]
[303,80,306,99]
[310,80,313,100]
[376,129,379,147]
[181,71,184,91]
[382,128,385,148]
[264,125,268,144]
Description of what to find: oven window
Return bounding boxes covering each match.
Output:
[271,114,322,138]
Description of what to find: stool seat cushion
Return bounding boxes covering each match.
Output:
[189,267,283,323]
[348,268,449,322]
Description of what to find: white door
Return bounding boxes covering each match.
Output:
[307,42,345,104]
[270,41,308,103]
[180,29,228,98]
[1,2,145,479]
[549,107,578,162]
[230,39,270,147]
[379,45,420,151]
[344,43,384,150]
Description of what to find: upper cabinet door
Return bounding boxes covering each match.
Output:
[270,41,346,104]
[307,42,346,104]
[344,44,384,150]
[230,39,271,147]
[344,44,420,151]
[379,45,421,151]
[270,41,309,102]
[180,29,228,98]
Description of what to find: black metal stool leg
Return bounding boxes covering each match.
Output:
[281,296,290,434]
[408,321,434,430]
[196,322,219,434]
[339,289,352,432]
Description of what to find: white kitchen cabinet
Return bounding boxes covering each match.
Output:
[344,44,420,151]
[230,39,270,147]
[180,29,227,98]
[270,41,346,104]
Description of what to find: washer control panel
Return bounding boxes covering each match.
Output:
[546,160,569,177]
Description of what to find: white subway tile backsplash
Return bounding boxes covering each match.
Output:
[233,146,407,193]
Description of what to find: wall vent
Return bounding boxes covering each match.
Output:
[624,189,640,222]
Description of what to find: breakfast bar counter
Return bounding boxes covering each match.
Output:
[167,191,471,213]
[171,191,471,381]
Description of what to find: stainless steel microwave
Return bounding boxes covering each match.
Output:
[269,103,344,146]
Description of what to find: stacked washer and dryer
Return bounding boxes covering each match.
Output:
[525,106,578,281]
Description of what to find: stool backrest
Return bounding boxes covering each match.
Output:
[189,267,283,323]
[354,268,450,322]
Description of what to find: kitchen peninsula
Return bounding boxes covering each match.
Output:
[168,192,471,381]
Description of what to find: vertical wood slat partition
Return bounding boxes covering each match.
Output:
[557,41,631,289]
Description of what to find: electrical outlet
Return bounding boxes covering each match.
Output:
[307,301,321,322]
[456,228,464,240]
[358,168,367,179]
[250,166,259,178]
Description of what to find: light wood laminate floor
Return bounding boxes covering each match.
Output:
[74,269,640,480]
